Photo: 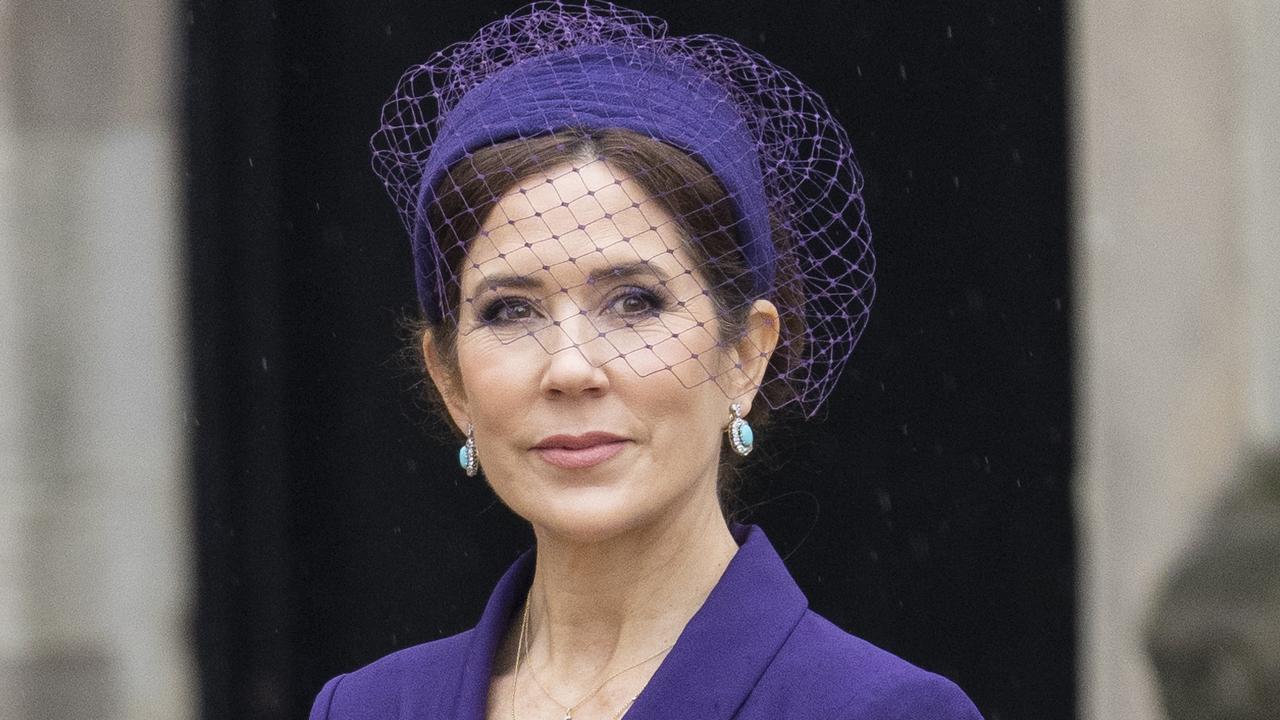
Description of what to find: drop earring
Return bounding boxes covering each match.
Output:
[458,423,479,477]
[727,403,755,456]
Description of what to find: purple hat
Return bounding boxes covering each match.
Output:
[371,1,874,419]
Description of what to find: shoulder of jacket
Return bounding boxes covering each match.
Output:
[771,610,982,720]
[839,667,983,720]
[308,629,475,719]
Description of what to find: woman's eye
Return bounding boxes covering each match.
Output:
[609,288,665,317]
[479,297,535,324]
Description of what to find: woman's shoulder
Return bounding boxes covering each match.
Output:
[308,629,474,720]
[749,609,983,720]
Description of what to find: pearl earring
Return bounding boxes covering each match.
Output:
[727,403,755,456]
[458,423,479,477]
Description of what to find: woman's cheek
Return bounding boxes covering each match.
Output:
[463,336,537,385]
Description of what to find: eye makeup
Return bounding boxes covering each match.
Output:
[472,283,673,328]
[466,258,682,327]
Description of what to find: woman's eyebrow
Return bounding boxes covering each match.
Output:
[588,260,672,284]
[470,274,542,296]
[469,260,673,296]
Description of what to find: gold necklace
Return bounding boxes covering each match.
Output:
[525,626,672,718]
[512,588,673,720]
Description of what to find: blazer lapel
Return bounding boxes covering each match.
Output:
[448,523,809,720]
[449,547,535,720]
[623,523,809,720]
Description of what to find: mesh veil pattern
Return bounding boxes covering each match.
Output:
[371,1,874,419]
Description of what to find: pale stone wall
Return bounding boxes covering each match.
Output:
[0,1,195,718]
[1071,1,1280,718]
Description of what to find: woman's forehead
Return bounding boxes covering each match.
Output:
[464,161,696,291]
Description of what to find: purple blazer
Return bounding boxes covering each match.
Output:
[309,523,983,719]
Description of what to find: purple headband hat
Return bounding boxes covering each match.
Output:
[371,1,874,419]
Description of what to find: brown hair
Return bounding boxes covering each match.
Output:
[406,127,806,519]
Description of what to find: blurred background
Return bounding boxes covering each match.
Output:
[0,1,1276,719]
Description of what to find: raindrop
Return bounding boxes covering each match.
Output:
[876,489,892,513]
[910,534,930,560]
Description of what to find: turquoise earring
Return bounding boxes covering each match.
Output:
[727,403,755,456]
[458,423,479,477]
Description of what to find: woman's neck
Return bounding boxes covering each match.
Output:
[520,495,740,691]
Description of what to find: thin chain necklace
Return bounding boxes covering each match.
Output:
[512,587,675,720]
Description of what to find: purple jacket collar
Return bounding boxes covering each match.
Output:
[448,522,808,720]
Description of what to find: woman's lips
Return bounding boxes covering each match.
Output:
[533,440,628,469]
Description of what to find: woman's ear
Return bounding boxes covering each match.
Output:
[421,330,471,433]
[723,298,781,415]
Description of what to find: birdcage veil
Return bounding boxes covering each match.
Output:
[371,0,874,419]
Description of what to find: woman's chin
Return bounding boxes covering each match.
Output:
[518,487,657,545]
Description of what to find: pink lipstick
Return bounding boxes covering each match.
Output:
[532,432,629,470]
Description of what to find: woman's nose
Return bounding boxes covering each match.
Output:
[538,309,613,397]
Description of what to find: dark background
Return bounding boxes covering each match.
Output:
[185,1,1073,718]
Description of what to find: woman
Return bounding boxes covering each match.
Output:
[311,2,982,718]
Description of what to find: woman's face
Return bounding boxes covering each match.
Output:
[424,158,778,543]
